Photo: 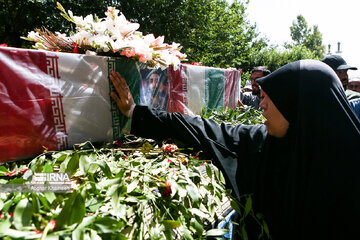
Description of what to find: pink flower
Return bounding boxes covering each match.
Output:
[120,48,136,58]
[0,213,4,219]
[138,54,148,63]
[191,62,201,66]
[3,169,17,177]
[0,43,8,47]
[34,230,41,234]
[151,36,164,46]
[20,168,28,174]
[49,220,56,230]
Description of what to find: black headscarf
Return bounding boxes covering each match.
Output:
[255,59,360,239]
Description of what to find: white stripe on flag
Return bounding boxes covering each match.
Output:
[57,53,113,146]
[187,65,206,115]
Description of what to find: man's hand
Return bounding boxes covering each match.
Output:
[110,71,135,118]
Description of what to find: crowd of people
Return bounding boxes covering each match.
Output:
[240,55,360,119]
[109,57,360,239]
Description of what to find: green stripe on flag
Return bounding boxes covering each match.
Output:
[205,68,224,110]
[108,57,140,140]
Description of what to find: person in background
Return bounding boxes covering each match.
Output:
[321,54,357,91]
[109,60,360,240]
[239,66,271,110]
[348,77,360,93]
[242,80,252,93]
[321,55,360,117]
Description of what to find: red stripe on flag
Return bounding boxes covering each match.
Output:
[224,69,240,109]
[167,65,188,114]
[0,48,61,162]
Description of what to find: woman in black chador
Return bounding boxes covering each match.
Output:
[110,60,360,239]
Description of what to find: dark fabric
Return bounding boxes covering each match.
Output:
[256,59,360,239]
[131,59,360,239]
[241,92,261,109]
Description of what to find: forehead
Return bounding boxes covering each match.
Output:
[349,80,360,85]
[251,71,264,79]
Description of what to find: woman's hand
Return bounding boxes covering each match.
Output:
[109,71,135,118]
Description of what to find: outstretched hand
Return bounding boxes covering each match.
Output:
[110,71,135,118]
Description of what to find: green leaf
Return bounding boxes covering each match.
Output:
[205,228,228,236]
[75,216,97,232]
[190,218,203,236]
[126,179,138,193]
[93,216,125,233]
[13,198,32,230]
[263,220,271,238]
[230,199,242,215]
[189,208,208,219]
[0,218,11,234]
[241,224,248,240]
[56,191,85,228]
[162,220,181,229]
[205,164,212,179]
[0,166,8,173]
[0,228,41,239]
[79,154,91,175]
[244,196,252,217]
[66,153,80,174]
[44,192,56,204]
[186,185,200,203]
[96,160,112,178]
[42,161,53,173]
[182,226,194,240]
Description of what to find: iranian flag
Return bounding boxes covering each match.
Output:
[167,64,240,115]
[0,47,240,162]
[0,47,140,162]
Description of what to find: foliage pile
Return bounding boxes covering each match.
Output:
[202,106,265,126]
[0,107,269,239]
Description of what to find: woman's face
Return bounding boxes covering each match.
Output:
[259,90,289,138]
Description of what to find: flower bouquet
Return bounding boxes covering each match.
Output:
[22,2,187,69]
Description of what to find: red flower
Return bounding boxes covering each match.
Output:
[191,62,201,66]
[72,42,78,53]
[3,169,17,177]
[49,220,56,230]
[20,168,28,174]
[162,144,178,154]
[9,212,13,218]
[160,180,172,197]
[114,141,124,146]
[123,156,128,159]
[0,43,8,47]
[168,159,173,163]
[0,213,4,219]
[34,230,41,234]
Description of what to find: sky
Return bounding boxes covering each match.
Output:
[243,0,360,78]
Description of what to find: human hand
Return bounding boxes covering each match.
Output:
[110,71,135,118]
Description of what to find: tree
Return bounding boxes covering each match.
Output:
[0,0,268,71]
[287,14,325,59]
